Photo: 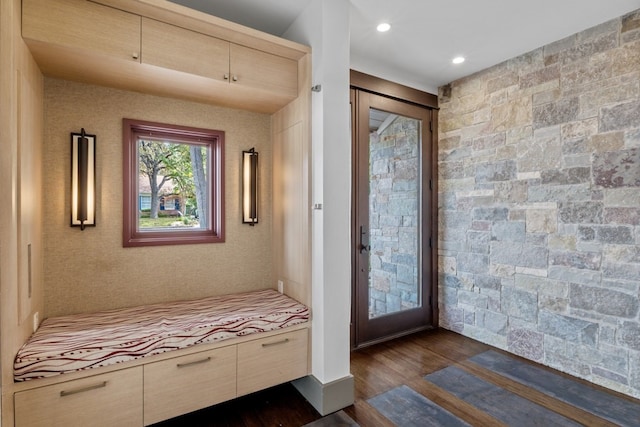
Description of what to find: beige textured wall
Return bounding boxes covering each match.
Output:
[43,78,273,318]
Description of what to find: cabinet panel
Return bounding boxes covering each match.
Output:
[237,328,308,396]
[14,367,143,427]
[142,18,229,82]
[22,0,141,62]
[143,346,237,425]
[230,44,298,98]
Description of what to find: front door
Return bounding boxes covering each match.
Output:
[352,89,435,347]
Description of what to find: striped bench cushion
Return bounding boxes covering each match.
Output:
[14,289,309,382]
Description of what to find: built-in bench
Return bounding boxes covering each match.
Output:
[12,289,310,426]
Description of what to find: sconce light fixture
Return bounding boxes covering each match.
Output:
[242,148,258,225]
[71,128,96,230]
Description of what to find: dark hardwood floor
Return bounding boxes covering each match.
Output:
[156,329,640,426]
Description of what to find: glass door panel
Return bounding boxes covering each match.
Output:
[367,108,422,319]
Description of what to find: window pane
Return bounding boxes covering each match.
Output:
[137,139,209,231]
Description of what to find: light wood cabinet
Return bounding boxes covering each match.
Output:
[21,0,304,113]
[141,18,229,82]
[14,367,143,427]
[13,328,309,426]
[143,346,237,425]
[230,44,298,98]
[237,328,309,396]
[142,19,297,98]
[22,0,141,63]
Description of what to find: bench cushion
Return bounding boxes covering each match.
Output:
[14,289,309,382]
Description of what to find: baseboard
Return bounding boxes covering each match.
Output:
[293,374,355,416]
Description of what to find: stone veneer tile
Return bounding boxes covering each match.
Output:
[569,283,639,318]
[549,251,601,270]
[438,8,640,399]
[560,32,619,65]
[533,98,580,129]
[602,245,640,263]
[559,201,603,224]
[622,10,640,32]
[626,128,640,148]
[630,351,640,394]
[508,328,544,361]
[538,311,598,347]
[593,148,640,188]
[490,96,532,132]
[620,322,640,351]
[502,286,538,322]
[490,241,548,269]
[600,101,640,133]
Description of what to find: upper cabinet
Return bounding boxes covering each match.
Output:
[141,18,229,82]
[22,0,141,63]
[21,0,308,113]
[230,44,297,99]
[140,19,297,99]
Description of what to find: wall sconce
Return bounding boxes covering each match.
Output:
[242,148,258,225]
[71,128,96,230]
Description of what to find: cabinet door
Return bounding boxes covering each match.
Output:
[143,346,237,425]
[15,368,143,427]
[237,328,308,396]
[230,44,298,98]
[141,18,230,82]
[22,0,141,63]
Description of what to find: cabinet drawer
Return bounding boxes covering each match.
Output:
[143,346,237,425]
[237,328,308,396]
[15,367,143,427]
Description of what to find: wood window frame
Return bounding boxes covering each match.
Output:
[123,118,225,247]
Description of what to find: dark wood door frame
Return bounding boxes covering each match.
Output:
[350,70,439,349]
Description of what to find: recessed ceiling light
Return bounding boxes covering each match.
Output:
[452,56,466,64]
[376,22,391,32]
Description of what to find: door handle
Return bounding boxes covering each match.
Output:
[359,226,370,253]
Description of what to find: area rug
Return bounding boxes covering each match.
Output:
[367,384,471,426]
[469,350,640,427]
[302,410,359,427]
[425,366,581,426]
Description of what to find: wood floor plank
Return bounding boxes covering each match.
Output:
[412,329,491,361]
[407,377,508,427]
[343,399,396,427]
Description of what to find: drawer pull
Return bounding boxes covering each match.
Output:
[262,338,290,348]
[60,381,107,397]
[177,356,212,368]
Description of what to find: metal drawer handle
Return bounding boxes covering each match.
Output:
[262,338,290,348]
[177,356,212,368]
[60,381,107,397]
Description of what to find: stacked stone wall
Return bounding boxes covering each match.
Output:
[369,117,420,317]
[438,9,640,398]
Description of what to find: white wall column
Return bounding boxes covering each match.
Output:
[283,0,353,415]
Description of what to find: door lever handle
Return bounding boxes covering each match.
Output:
[359,226,371,254]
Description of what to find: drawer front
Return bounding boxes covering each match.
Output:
[143,346,237,425]
[237,328,309,396]
[15,367,143,427]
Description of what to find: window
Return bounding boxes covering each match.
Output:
[123,119,225,247]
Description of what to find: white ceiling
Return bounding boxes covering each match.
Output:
[170,0,640,93]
